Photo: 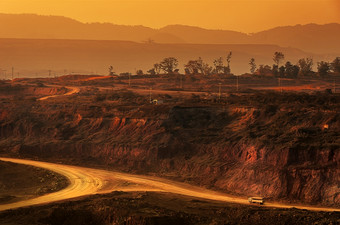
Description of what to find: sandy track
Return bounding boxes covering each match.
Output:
[0,158,339,212]
[38,86,80,100]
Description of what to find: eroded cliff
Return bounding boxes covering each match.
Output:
[0,90,339,206]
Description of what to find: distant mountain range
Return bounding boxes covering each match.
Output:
[0,13,340,54]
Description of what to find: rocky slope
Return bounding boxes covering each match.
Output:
[0,89,339,206]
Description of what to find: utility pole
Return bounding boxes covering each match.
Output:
[236,76,239,92]
[180,74,183,89]
[279,78,282,93]
[149,87,152,103]
[218,82,221,101]
[48,70,52,77]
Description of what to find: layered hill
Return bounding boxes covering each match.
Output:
[1,14,340,54]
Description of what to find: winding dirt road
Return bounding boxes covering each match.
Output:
[38,86,80,101]
[0,158,339,212]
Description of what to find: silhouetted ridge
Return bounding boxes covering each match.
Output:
[0,13,339,53]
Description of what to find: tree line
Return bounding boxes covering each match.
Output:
[109,52,340,78]
[253,52,340,78]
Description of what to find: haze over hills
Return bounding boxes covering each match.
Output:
[1,13,340,54]
[0,13,339,77]
[0,38,325,77]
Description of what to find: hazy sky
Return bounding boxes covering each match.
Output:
[1,0,339,32]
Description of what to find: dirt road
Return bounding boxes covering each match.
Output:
[0,158,339,212]
[38,86,80,100]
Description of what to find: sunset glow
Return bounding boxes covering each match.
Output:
[0,0,339,32]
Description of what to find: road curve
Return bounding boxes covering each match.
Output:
[38,86,80,101]
[0,158,339,212]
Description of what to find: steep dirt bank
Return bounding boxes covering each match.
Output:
[0,90,339,206]
[0,82,68,99]
[1,192,339,225]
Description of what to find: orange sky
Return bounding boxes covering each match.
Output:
[0,0,339,32]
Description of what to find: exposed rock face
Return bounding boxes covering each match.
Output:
[0,93,339,206]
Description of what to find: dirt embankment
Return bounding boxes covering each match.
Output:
[0,90,339,206]
[0,160,69,204]
[0,82,68,100]
[1,192,339,225]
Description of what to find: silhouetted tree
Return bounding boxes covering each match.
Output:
[154,63,161,74]
[298,58,313,76]
[213,57,224,74]
[285,61,299,78]
[223,66,230,75]
[330,57,340,73]
[272,64,279,76]
[226,51,232,74]
[317,61,330,77]
[108,66,115,76]
[202,63,213,75]
[160,57,178,74]
[273,52,285,68]
[136,69,144,75]
[249,58,256,74]
[256,65,272,76]
[120,72,131,76]
[279,66,285,77]
[185,59,200,74]
[185,57,212,75]
[147,68,156,75]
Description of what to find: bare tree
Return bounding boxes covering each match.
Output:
[249,58,256,74]
[213,57,224,74]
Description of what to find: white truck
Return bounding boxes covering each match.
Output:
[248,197,264,205]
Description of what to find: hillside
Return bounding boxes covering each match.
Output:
[251,23,340,54]
[0,14,340,54]
[0,14,155,42]
[0,79,339,206]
